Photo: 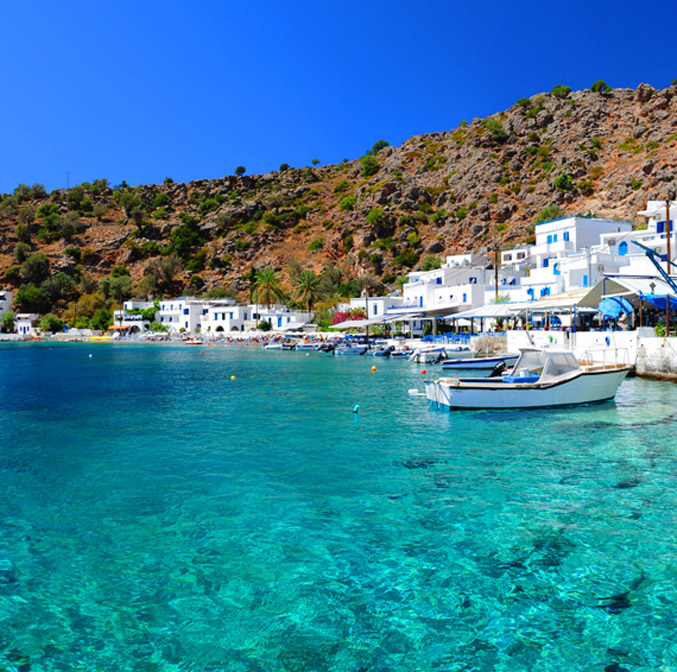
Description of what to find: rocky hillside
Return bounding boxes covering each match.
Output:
[1,81,676,315]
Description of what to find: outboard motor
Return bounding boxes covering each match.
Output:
[489,360,508,378]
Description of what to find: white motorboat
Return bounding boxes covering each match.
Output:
[263,339,296,350]
[425,348,631,410]
[410,344,472,364]
[442,353,519,371]
[334,343,369,356]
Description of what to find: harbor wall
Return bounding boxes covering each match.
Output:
[635,336,677,380]
[506,329,677,381]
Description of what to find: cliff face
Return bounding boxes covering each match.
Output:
[1,82,677,302]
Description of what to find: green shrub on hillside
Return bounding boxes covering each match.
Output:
[333,180,351,194]
[482,119,507,145]
[199,197,219,215]
[37,203,58,218]
[339,196,357,212]
[551,84,571,99]
[591,80,612,93]
[360,155,380,178]
[553,172,574,191]
[307,236,324,251]
[15,223,31,243]
[153,193,170,209]
[422,256,441,271]
[534,205,564,223]
[394,248,420,268]
[366,207,385,226]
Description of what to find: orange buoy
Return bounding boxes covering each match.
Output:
[371,365,377,372]
[421,369,426,375]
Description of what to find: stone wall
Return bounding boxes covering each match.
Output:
[635,337,677,381]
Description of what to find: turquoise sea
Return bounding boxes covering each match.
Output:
[2,343,677,671]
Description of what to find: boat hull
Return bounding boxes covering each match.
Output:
[442,354,519,370]
[334,346,369,356]
[425,368,630,410]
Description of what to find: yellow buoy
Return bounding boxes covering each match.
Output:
[371,365,377,372]
[231,375,236,381]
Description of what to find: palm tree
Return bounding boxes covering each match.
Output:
[252,268,284,309]
[293,270,321,319]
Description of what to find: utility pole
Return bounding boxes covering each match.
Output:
[494,244,499,302]
[666,191,674,337]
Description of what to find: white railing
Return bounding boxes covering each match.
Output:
[579,347,630,369]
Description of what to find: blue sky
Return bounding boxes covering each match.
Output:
[1,1,673,195]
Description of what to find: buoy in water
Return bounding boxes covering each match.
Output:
[201,350,205,354]
[408,388,419,396]
[89,354,92,358]
[353,404,360,413]
[421,369,426,375]
[371,365,377,372]
[231,375,236,381]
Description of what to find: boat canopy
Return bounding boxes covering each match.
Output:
[513,349,581,383]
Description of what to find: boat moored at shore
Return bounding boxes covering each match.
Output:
[426,347,631,410]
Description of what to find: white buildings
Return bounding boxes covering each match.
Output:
[347,294,404,320]
[157,297,204,333]
[0,290,13,324]
[201,300,250,333]
[14,313,38,336]
[516,215,633,300]
[400,253,524,313]
[343,204,674,331]
[114,296,310,336]
[252,304,310,332]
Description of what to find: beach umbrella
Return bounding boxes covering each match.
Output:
[597,297,634,318]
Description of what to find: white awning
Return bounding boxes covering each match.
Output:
[447,303,525,320]
[329,317,387,330]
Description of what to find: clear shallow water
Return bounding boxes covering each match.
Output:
[1,343,677,671]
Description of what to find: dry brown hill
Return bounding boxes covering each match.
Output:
[1,81,677,318]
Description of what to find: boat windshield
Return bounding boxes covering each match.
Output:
[514,350,547,376]
[542,352,580,379]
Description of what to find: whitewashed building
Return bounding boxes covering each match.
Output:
[251,304,310,331]
[157,297,203,334]
[14,313,38,336]
[201,300,250,333]
[348,294,404,319]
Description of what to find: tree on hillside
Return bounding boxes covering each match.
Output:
[1,310,15,333]
[235,166,246,176]
[15,284,50,314]
[20,254,50,285]
[39,313,64,333]
[119,191,141,219]
[252,268,285,309]
[293,270,321,318]
[142,255,183,297]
